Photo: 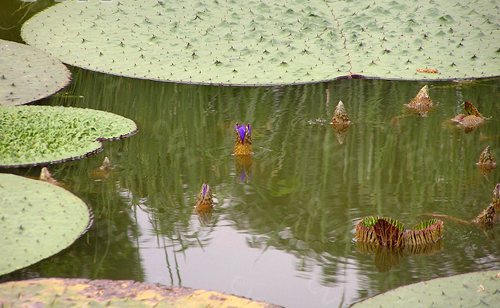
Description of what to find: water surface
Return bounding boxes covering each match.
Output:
[2,68,500,307]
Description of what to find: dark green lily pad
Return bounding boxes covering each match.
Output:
[21,0,500,86]
[0,106,137,168]
[0,39,71,106]
[0,174,91,276]
[0,278,283,308]
[351,271,500,307]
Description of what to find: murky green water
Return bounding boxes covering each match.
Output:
[2,67,500,307]
[2,2,500,306]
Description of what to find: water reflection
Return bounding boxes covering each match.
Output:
[3,67,500,307]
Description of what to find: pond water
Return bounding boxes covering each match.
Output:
[2,2,500,306]
[2,67,500,307]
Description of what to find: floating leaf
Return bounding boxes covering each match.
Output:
[351,271,500,307]
[0,106,137,168]
[0,39,71,106]
[0,278,282,308]
[21,0,500,85]
[0,174,91,275]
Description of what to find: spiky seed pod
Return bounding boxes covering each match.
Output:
[457,114,485,133]
[403,219,443,246]
[99,157,112,171]
[39,167,58,185]
[233,123,253,155]
[477,146,497,167]
[473,204,497,227]
[492,183,500,212]
[331,101,351,126]
[194,183,214,209]
[404,85,434,116]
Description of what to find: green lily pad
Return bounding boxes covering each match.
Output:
[0,278,283,308]
[21,0,500,85]
[351,270,500,307]
[0,106,137,168]
[0,39,71,106]
[0,174,91,276]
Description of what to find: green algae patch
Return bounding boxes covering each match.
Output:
[0,278,283,308]
[351,271,500,307]
[0,39,71,106]
[0,174,91,276]
[0,106,137,168]
[20,0,500,85]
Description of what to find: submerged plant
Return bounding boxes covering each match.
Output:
[233,123,253,155]
[404,85,435,116]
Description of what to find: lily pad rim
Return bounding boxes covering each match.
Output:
[49,62,500,87]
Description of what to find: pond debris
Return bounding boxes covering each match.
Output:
[233,123,253,155]
[404,85,435,116]
[451,101,489,133]
[39,167,59,185]
[416,68,438,74]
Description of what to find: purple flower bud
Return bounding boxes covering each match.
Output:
[237,125,245,143]
[202,184,207,198]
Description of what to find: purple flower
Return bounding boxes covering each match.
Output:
[235,123,248,143]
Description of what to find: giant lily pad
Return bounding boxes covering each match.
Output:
[0,39,71,106]
[21,0,500,86]
[0,278,282,308]
[351,271,500,307]
[0,106,137,168]
[0,174,91,276]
